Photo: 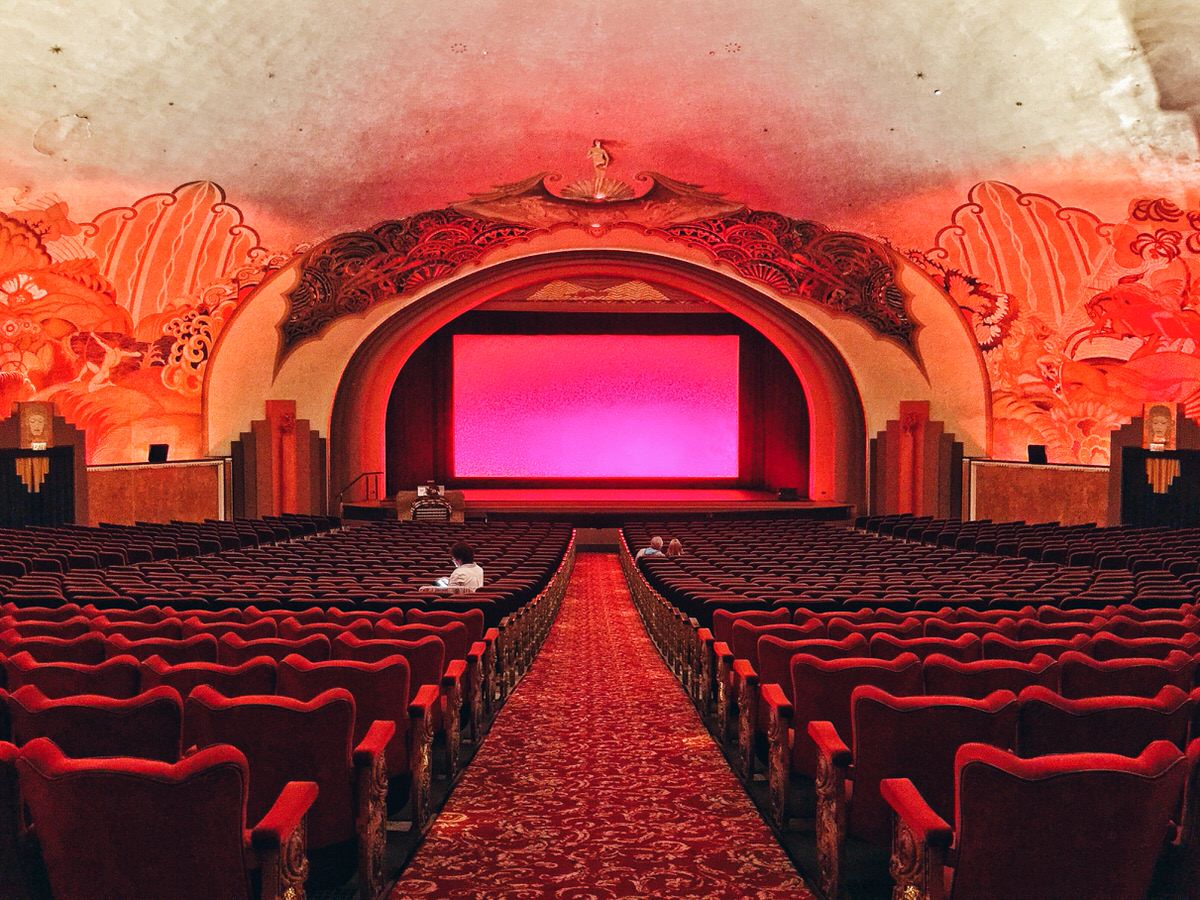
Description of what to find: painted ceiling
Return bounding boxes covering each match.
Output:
[5,0,1200,249]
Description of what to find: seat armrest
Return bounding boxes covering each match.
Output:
[696,627,714,645]
[808,720,852,767]
[442,658,467,689]
[483,627,499,646]
[251,781,318,851]
[409,684,440,719]
[732,658,758,682]
[352,719,397,767]
[713,640,732,664]
[760,682,792,720]
[880,778,952,848]
[468,641,487,664]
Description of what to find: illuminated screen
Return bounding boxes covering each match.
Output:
[452,334,740,478]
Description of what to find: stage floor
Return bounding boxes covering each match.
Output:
[458,488,852,522]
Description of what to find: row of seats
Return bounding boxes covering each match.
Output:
[0,514,337,577]
[862,512,1200,576]
[621,518,1200,899]
[0,519,577,899]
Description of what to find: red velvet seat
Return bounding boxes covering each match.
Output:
[785,653,924,778]
[17,737,317,900]
[925,618,1018,639]
[3,685,182,761]
[277,617,372,640]
[1058,650,1196,699]
[0,632,106,665]
[923,653,1058,699]
[140,655,277,697]
[1017,685,1193,757]
[1014,618,1103,640]
[97,617,183,640]
[0,616,90,640]
[4,651,140,699]
[181,617,277,640]
[826,617,922,641]
[805,687,1020,896]
[406,608,487,645]
[106,634,218,664]
[882,741,1188,900]
[869,633,982,662]
[1090,632,1200,661]
[711,608,790,646]
[1103,614,1194,640]
[981,633,1089,662]
[183,686,393,898]
[217,634,331,665]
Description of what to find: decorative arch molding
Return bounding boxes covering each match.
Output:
[279,174,917,357]
[205,221,990,511]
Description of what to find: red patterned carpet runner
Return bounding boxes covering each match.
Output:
[392,552,813,898]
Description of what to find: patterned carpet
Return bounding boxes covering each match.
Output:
[391,552,814,899]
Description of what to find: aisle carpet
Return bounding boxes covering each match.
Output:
[391,552,814,899]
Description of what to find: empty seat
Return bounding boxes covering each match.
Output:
[923,653,1058,699]
[139,655,278,698]
[881,741,1188,900]
[16,737,317,900]
[806,687,1019,896]
[1017,685,1193,756]
[106,634,218,665]
[183,686,392,897]
[217,634,331,666]
[3,685,182,761]
[1058,650,1196,699]
[4,651,140,699]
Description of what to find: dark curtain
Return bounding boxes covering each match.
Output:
[0,447,76,527]
[1120,447,1200,528]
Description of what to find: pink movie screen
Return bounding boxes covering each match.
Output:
[452,333,740,478]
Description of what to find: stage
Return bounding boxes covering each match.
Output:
[344,489,852,526]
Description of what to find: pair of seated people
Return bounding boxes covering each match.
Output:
[420,541,484,592]
[636,536,683,560]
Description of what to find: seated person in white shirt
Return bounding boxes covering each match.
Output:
[422,541,485,592]
[636,536,664,560]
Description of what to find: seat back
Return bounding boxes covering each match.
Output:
[1089,633,1200,661]
[277,618,372,640]
[106,634,218,665]
[826,618,922,641]
[17,738,254,900]
[730,621,821,667]
[333,634,445,699]
[982,634,1088,662]
[756,634,868,701]
[181,618,276,640]
[216,634,330,666]
[4,652,141,699]
[0,632,106,664]
[1058,650,1196,699]
[869,633,982,662]
[276,653,411,776]
[183,685,354,850]
[374,621,469,663]
[849,687,1019,844]
[1017,685,1193,756]
[711,608,790,646]
[949,742,1186,899]
[140,655,277,698]
[4,685,182,761]
[923,653,1058,699]
[790,653,924,776]
[406,608,486,645]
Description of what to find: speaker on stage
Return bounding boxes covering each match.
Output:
[1027,444,1047,465]
[148,444,169,463]
[777,487,799,501]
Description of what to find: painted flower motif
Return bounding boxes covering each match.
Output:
[1131,198,1183,223]
[0,273,47,307]
[1131,228,1183,261]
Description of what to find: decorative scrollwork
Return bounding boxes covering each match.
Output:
[767,705,790,829]
[815,752,847,899]
[279,176,915,358]
[358,752,389,900]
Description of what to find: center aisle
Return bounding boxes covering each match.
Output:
[391,552,814,899]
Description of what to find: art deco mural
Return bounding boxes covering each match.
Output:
[0,182,299,463]
[1,174,1195,469]
[910,182,1200,465]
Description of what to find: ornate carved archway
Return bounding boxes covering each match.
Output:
[204,169,990,511]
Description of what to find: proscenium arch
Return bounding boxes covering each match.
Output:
[327,250,867,507]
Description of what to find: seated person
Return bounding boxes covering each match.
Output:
[636,536,665,560]
[666,538,684,558]
[422,541,484,592]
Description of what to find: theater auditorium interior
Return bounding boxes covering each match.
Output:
[3,1,1200,898]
